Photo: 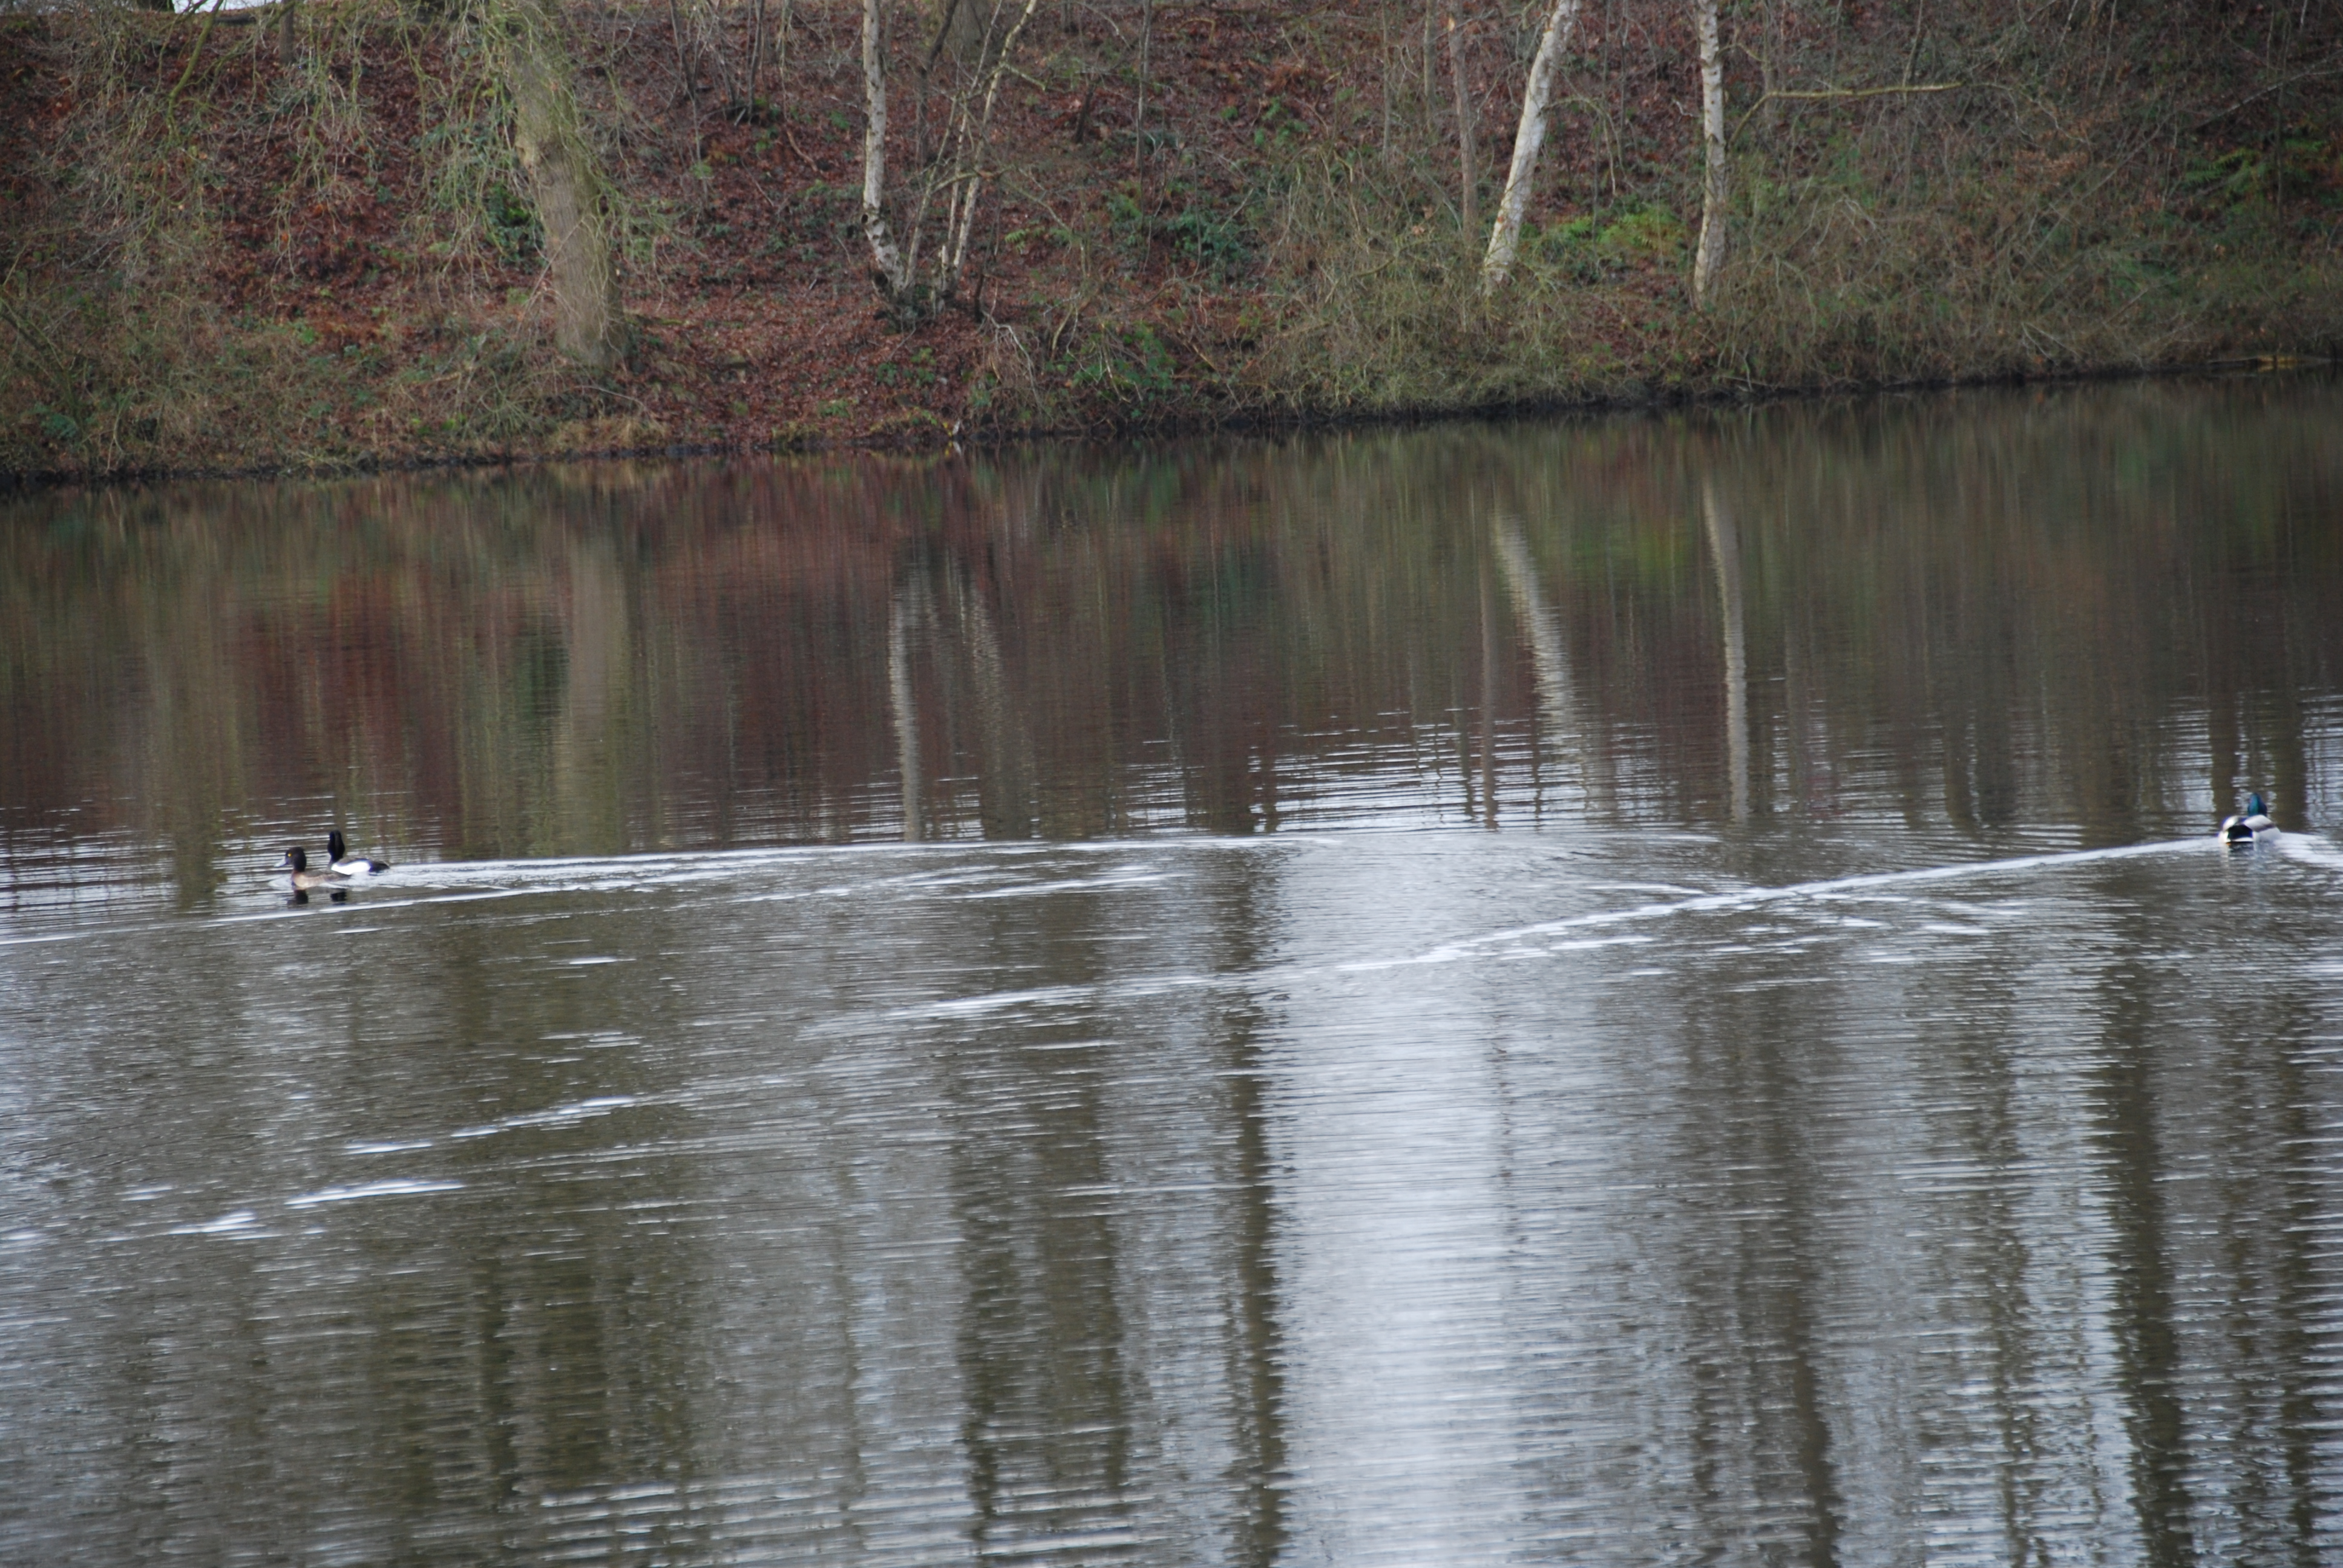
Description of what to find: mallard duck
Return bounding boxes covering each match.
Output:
[326,830,391,877]
[2219,792,2276,845]
[277,844,352,890]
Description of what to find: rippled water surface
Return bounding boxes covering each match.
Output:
[7,378,2343,1564]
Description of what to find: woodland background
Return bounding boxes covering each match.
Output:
[0,0,2338,475]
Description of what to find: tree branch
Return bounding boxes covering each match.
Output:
[1729,82,1963,147]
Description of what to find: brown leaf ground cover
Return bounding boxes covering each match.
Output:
[2,0,2338,478]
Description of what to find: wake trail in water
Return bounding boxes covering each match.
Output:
[0,829,2296,979]
[2279,832,2343,873]
[1400,834,2221,970]
[0,837,1282,949]
[877,834,2250,1023]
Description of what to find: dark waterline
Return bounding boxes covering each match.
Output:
[5,377,2343,1564]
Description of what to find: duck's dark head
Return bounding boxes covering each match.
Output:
[278,845,309,873]
[2248,792,2268,818]
[327,830,347,862]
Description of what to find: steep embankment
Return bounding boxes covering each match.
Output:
[2,0,2338,477]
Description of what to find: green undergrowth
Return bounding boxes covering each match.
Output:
[1244,117,2343,422]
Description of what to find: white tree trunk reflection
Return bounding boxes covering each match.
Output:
[1492,515,1585,811]
[1703,480,1751,820]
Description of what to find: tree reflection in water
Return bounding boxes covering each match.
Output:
[6,375,2343,1564]
[4,377,2339,884]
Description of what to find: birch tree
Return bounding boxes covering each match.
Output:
[1690,0,1728,305]
[931,0,1044,300]
[1481,0,1587,290]
[860,0,1041,319]
[862,0,913,306]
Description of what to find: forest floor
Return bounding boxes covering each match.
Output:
[2,0,2340,479]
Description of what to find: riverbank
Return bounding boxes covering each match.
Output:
[3,0,2339,479]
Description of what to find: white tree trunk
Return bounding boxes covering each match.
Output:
[1480,0,1585,291]
[862,0,911,301]
[938,0,1044,293]
[1691,0,1728,306]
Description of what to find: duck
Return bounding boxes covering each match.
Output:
[2218,791,2276,845]
[277,844,352,891]
[326,829,392,877]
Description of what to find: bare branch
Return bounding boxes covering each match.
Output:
[1728,82,1964,146]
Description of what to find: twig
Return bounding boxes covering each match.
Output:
[1446,13,1475,237]
[1165,324,1222,374]
[2193,66,2343,132]
[0,286,80,403]
[165,0,233,122]
[666,0,704,120]
[747,0,764,108]
[1134,0,1153,168]
[1729,82,1963,147]
[914,0,965,165]
[1047,282,1097,356]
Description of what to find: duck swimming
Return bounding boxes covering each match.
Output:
[326,830,391,877]
[278,844,351,890]
[2219,792,2276,845]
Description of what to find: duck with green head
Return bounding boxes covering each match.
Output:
[2219,792,2276,846]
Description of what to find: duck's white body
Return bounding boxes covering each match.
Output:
[326,830,391,877]
[2220,792,2276,846]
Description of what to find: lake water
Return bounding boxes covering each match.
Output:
[6,376,2343,1565]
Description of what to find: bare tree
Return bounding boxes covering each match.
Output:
[862,0,913,304]
[860,0,1043,319]
[932,0,1044,299]
[1691,0,1728,305]
[1481,0,1587,290]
